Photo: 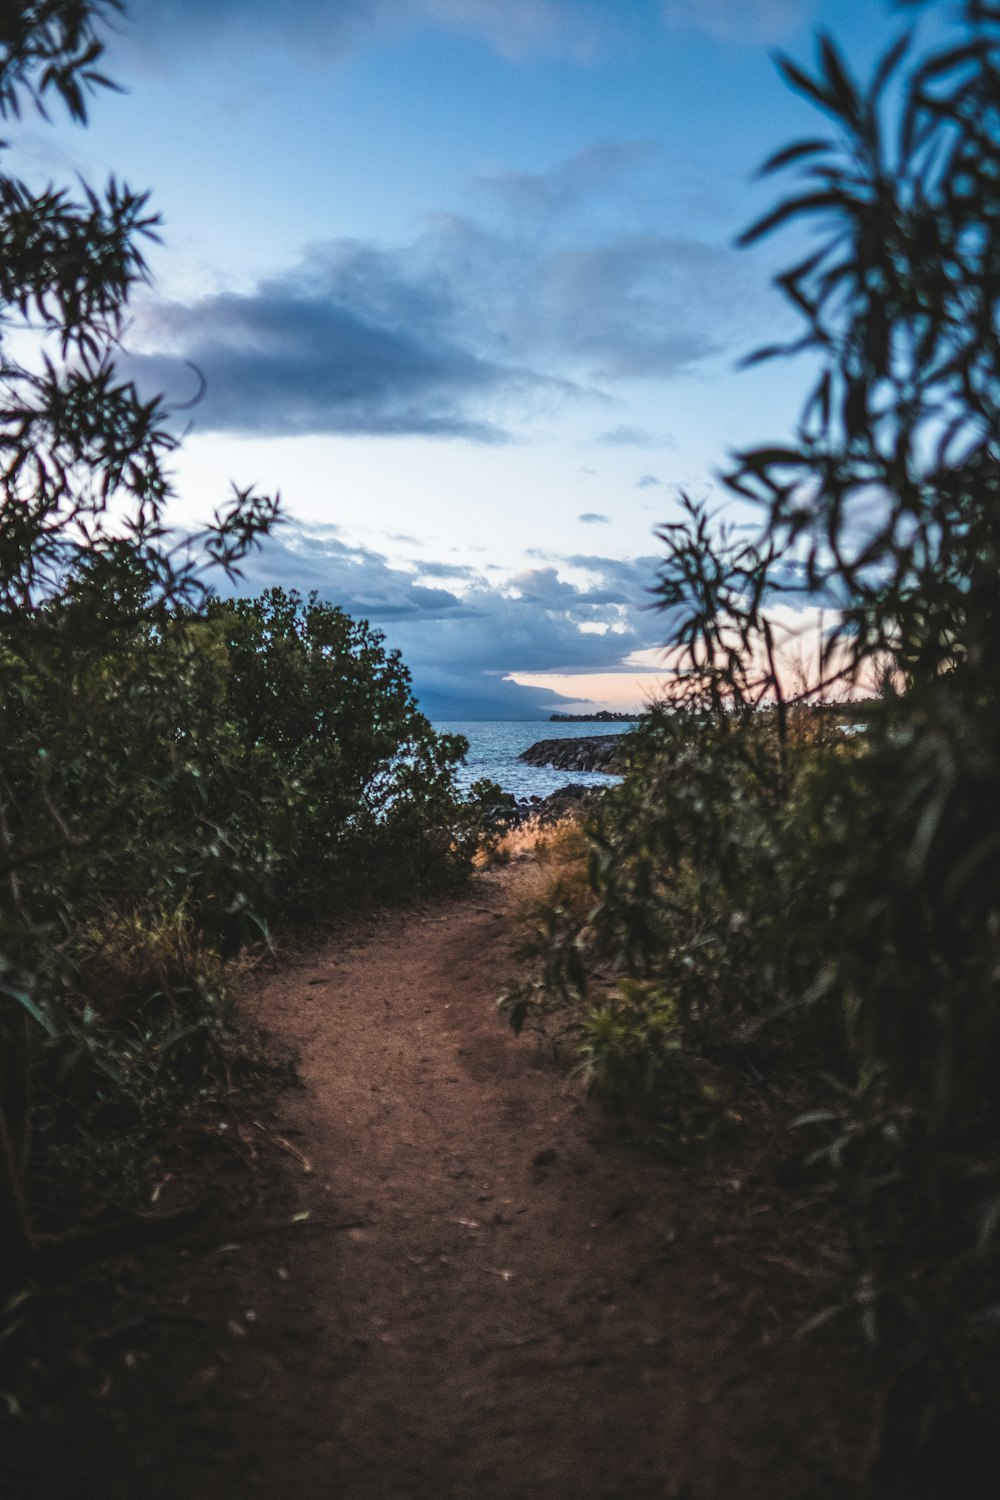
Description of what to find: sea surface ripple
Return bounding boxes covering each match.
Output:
[432,720,636,800]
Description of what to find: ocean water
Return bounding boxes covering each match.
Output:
[433,720,637,801]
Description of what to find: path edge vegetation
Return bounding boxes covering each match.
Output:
[0,1,501,1308]
[502,0,1000,1482]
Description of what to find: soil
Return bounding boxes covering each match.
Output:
[4,861,880,1500]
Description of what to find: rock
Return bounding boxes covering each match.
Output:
[512,784,594,827]
[519,735,628,775]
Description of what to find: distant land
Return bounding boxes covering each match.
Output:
[548,711,642,723]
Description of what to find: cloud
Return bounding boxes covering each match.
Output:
[637,473,662,489]
[129,145,752,441]
[763,557,849,610]
[118,0,816,68]
[660,0,815,44]
[502,236,725,381]
[578,512,610,523]
[410,559,484,581]
[118,0,625,67]
[223,521,669,716]
[413,0,620,61]
[591,423,674,448]
[121,0,369,58]
[475,141,662,223]
[129,262,527,441]
[564,549,664,594]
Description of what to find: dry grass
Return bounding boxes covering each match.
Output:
[71,904,232,1024]
[497,813,593,924]
[477,808,586,862]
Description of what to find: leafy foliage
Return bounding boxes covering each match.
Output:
[505,0,1000,1472]
[205,588,476,916]
[0,4,483,1288]
[0,1,274,1283]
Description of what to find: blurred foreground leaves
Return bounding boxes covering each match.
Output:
[504,3,1000,1482]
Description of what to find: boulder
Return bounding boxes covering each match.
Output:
[518,734,627,774]
[521,783,592,826]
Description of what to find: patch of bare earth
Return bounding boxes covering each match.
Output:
[5,862,878,1499]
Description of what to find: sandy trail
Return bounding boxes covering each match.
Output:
[213,861,866,1500]
[8,862,869,1499]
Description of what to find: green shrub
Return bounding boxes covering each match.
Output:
[204,588,476,916]
[0,7,486,1281]
[503,0,1000,1461]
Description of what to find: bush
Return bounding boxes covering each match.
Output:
[0,7,485,1282]
[503,0,1000,1469]
[0,3,282,1280]
[203,587,477,916]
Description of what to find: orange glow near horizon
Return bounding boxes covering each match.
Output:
[508,607,880,715]
[505,668,669,716]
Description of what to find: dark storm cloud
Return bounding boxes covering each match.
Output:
[130,279,521,442]
[127,234,559,440]
[224,522,668,713]
[402,671,574,721]
[130,148,751,440]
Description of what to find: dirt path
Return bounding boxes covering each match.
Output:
[216,862,869,1500]
[10,862,873,1499]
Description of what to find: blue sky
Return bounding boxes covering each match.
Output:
[20,0,923,716]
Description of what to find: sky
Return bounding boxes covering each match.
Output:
[17,0,926,717]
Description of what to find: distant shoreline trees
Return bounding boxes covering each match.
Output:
[548,711,639,723]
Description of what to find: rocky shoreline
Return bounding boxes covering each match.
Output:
[519,733,627,775]
[512,781,592,825]
[476,734,632,831]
